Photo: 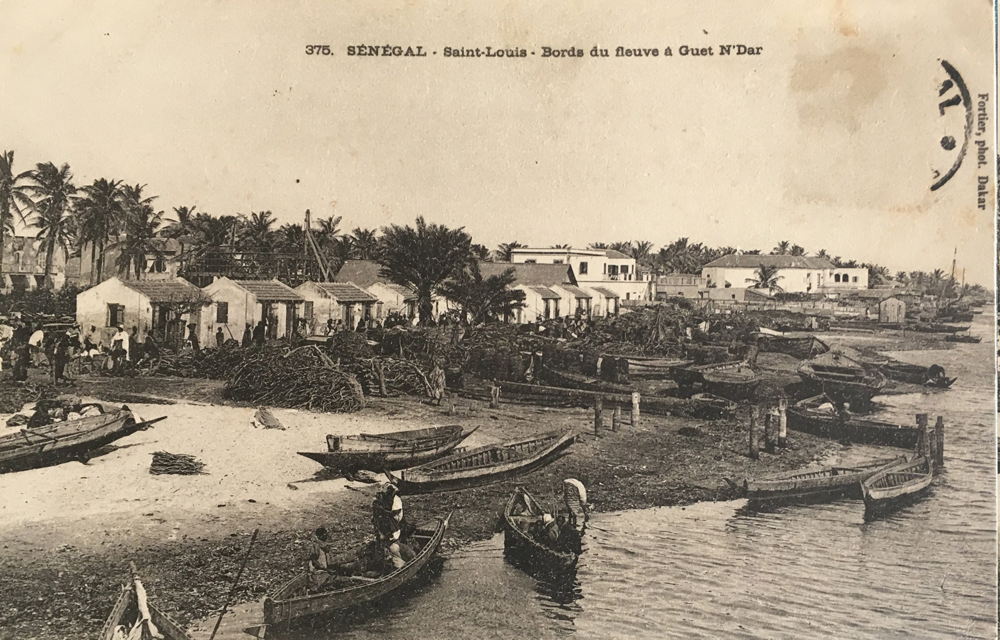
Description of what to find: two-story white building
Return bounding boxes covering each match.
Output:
[701,255,868,294]
[508,248,651,302]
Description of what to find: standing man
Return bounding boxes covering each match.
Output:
[28,324,45,367]
[215,326,225,349]
[252,319,266,346]
[241,323,253,348]
[52,331,71,385]
[187,323,200,353]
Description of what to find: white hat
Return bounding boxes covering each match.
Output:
[542,514,554,526]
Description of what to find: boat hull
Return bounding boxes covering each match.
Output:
[388,431,579,494]
[786,406,920,449]
[262,516,449,626]
[861,457,933,518]
[100,583,193,640]
[0,409,140,474]
[740,456,907,509]
[756,335,830,360]
[503,488,579,579]
[297,430,469,474]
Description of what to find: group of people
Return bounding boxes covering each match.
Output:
[306,484,417,591]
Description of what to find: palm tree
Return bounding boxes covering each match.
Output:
[347,227,380,260]
[789,244,806,256]
[75,178,126,284]
[0,151,34,275]
[471,243,492,261]
[494,241,524,262]
[378,217,472,325]
[746,264,784,293]
[587,242,609,250]
[116,204,164,279]
[27,162,77,289]
[864,263,890,286]
[630,240,654,263]
[240,210,276,253]
[895,271,908,284]
[929,268,946,296]
[815,249,830,260]
[550,243,572,250]
[163,205,198,239]
[438,261,525,324]
[771,240,791,255]
[275,223,306,254]
[608,241,632,255]
[312,215,343,256]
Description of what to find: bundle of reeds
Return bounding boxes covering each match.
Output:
[150,451,206,475]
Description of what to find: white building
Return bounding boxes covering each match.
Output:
[701,255,868,294]
[295,281,379,333]
[199,278,304,344]
[334,259,441,320]
[509,248,651,302]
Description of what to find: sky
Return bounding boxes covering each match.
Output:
[1,0,995,284]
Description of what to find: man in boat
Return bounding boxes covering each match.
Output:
[371,485,415,572]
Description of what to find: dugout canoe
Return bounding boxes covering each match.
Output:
[100,568,193,640]
[725,455,908,508]
[756,335,830,360]
[797,353,887,405]
[616,356,691,380]
[672,360,761,401]
[944,334,981,344]
[386,429,580,494]
[908,322,970,333]
[786,395,920,448]
[0,407,163,474]
[261,514,449,630]
[503,486,582,577]
[861,456,933,518]
[541,365,635,394]
[297,426,475,474]
[879,362,956,388]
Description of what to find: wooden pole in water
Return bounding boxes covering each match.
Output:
[778,397,788,448]
[916,413,930,460]
[594,396,603,436]
[209,528,260,640]
[935,416,945,468]
[631,391,641,427]
[748,407,758,460]
[612,405,621,432]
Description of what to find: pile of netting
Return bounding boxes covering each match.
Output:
[224,344,365,412]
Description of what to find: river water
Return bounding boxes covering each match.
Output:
[274,317,997,640]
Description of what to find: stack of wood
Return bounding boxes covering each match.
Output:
[150,451,206,475]
[352,357,430,397]
[224,345,365,412]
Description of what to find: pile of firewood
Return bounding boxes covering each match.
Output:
[224,345,365,412]
[150,451,206,475]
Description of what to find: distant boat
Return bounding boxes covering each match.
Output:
[909,322,970,333]
[861,456,933,518]
[880,361,956,388]
[725,455,908,508]
[297,425,475,474]
[756,334,830,360]
[671,360,761,401]
[615,355,691,380]
[944,334,981,344]
[387,429,579,494]
[541,365,635,394]
[786,395,920,448]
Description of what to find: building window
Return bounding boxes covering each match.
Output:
[609,265,619,277]
[852,276,858,283]
[524,259,536,264]
[579,262,588,275]
[303,301,314,319]
[834,274,841,283]
[216,302,229,323]
[553,259,563,264]
[108,303,124,327]
[621,265,629,274]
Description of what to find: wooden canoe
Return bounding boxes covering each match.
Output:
[297,426,475,474]
[503,487,580,577]
[909,322,970,333]
[726,455,909,508]
[672,360,760,401]
[786,395,920,448]
[797,353,887,405]
[386,430,580,494]
[944,334,981,343]
[615,356,690,380]
[861,456,933,517]
[541,365,635,394]
[100,572,193,640]
[262,514,449,627]
[0,407,162,474]
[756,335,830,360]
[880,362,956,387]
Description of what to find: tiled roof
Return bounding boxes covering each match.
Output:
[478,262,576,287]
[590,286,620,298]
[557,284,592,299]
[121,278,207,303]
[605,249,631,259]
[314,282,379,303]
[528,286,563,300]
[334,260,383,288]
[384,283,418,301]
[233,280,304,301]
[703,254,834,270]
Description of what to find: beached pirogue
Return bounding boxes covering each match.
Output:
[101,565,193,640]
[879,361,956,388]
[725,455,908,508]
[261,515,449,635]
[861,456,933,518]
[0,405,164,473]
[387,429,579,494]
[671,360,761,401]
[786,395,921,448]
[297,425,476,474]
[797,351,887,405]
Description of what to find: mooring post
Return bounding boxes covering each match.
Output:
[778,396,788,448]
[612,406,622,432]
[489,382,500,409]
[748,407,758,460]
[916,413,930,460]
[631,391,641,427]
[763,409,773,453]
[934,416,945,468]
[448,402,456,416]
[594,396,603,436]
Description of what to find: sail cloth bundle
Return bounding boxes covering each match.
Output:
[112,577,163,640]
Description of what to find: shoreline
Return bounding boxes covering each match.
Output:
[0,329,955,639]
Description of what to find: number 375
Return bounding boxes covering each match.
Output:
[305,45,332,55]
